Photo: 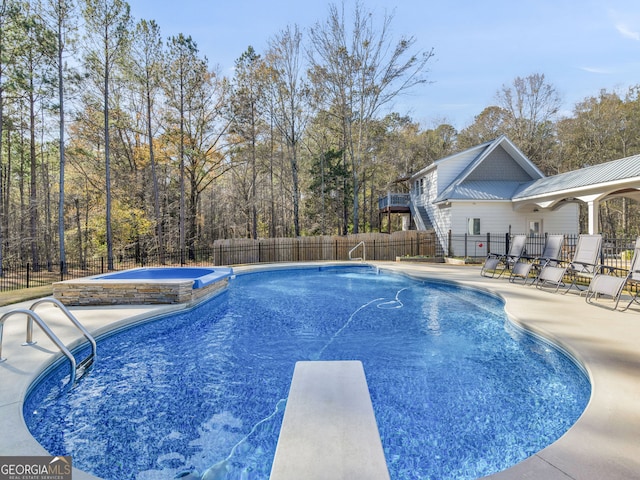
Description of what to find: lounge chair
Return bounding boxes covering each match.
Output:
[586,237,640,310]
[535,234,602,293]
[480,234,527,278]
[509,234,564,285]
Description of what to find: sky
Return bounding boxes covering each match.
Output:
[126,0,640,130]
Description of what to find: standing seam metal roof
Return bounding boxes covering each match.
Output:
[514,154,640,199]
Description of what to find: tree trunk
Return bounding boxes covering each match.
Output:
[57,3,66,272]
[29,81,39,270]
[105,62,113,270]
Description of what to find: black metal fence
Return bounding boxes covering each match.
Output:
[0,231,439,292]
[1,232,637,292]
[449,232,638,270]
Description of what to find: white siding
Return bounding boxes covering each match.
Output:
[435,155,477,194]
[412,169,451,253]
[447,201,579,257]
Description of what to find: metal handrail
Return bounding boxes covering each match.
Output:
[349,241,366,261]
[0,297,97,385]
[0,309,78,384]
[29,298,97,370]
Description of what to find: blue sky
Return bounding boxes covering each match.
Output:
[126,0,640,130]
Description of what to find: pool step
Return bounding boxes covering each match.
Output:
[270,360,390,480]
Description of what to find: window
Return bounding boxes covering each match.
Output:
[528,219,542,235]
[467,218,481,235]
[419,178,424,195]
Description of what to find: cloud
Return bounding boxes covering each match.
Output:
[579,66,613,74]
[615,23,640,41]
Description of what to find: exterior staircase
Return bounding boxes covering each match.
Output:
[409,202,434,231]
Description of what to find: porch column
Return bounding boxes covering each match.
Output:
[587,199,599,234]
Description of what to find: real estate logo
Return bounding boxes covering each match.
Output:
[0,456,72,480]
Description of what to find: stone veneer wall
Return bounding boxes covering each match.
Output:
[53,278,229,306]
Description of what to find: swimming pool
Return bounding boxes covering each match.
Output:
[25,265,590,479]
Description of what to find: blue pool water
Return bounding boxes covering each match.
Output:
[24,266,590,480]
[92,266,233,288]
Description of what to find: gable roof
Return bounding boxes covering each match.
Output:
[432,135,544,203]
[513,154,640,200]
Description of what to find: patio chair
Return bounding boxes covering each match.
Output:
[480,234,527,278]
[509,234,565,285]
[535,234,602,293]
[586,237,640,310]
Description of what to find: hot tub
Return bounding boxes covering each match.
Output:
[53,266,233,306]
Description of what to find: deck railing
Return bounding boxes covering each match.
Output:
[378,193,410,210]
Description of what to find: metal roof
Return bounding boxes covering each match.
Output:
[514,154,640,199]
[433,135,543,203]
[436,181,525,201]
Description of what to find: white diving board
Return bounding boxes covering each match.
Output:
[270,360,390,480]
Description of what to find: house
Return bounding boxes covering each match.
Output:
[379,135,640,257]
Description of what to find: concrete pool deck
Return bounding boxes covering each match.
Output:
[0,261,639,479]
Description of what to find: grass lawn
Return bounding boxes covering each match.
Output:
[0,285,53,307]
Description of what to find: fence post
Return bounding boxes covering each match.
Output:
[60,261,64,282]
[464,233,469,258]
[486,233,491,255]
[26,263,30,289]
[448,230,452,257]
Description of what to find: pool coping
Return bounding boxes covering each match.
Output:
[1,261,639,479]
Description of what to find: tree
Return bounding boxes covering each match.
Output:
[164,33,205,257]
[44,0,77,271]
[0,0,21,272]
[308,1,433,233]
[82,0,131,270]
[13,2,56,269]
[230,46,267,239]
[266,24,309,237]
[457,106,510,149]
[495,73,561,164]
[130,19,164,260]
[182,68,232,256]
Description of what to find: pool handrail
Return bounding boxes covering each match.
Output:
[349,241,366,261]
[29,297,97,372]
[0,297,97,385]
[0,308,78,385]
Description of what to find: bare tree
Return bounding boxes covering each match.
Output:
[266,24,309,237]
[496,73,561,163]
[308,1,433,233]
